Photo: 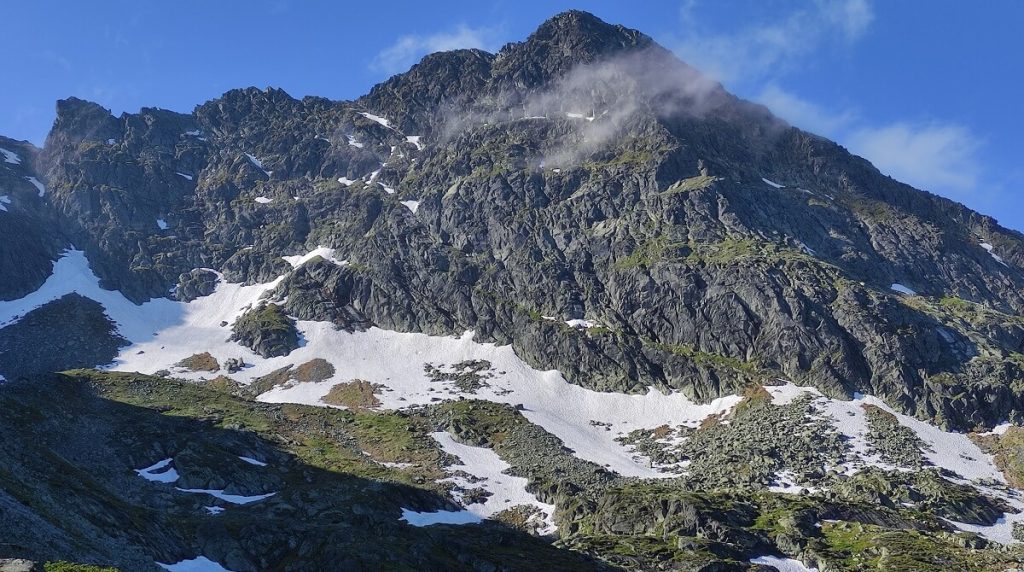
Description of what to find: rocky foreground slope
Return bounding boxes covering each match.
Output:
[2,9,1024,572]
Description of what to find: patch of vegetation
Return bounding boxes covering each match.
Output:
[44,563,118,572]
[662,174,719,195]
[645,340,763,376]
[974,426,1024,488]
[175,351,220,372]
[293,358,335,383]
[230,302,299,358]
[72,369,449,488]
[321,379,382,410]
[815,521,1009,571]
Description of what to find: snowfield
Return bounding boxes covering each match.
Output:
[4,249,1024,543]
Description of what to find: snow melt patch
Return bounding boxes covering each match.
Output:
[980,242,1009,266]
[281,246,347,268]
[24,176,45,197]
[890,283,916,296]
[174,488,276,505]
[360,112,393,129]
[157,557,235,572]
[981,423,1014,436]
[136,458,180,483]
[768,382,1005,483]
[564,319,600,329]
[1,148,21,164]
[238,456,267,467]
[346,135,364,148]
[426,431,556,533]
[400,508,481,526]
[157,219,169,230]
[400,200,420,214]
[0,195,10,212]
[750,555,818,572]
[244,153,271,176]
[762,177,784,189]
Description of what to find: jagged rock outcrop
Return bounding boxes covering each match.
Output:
[2,10,1024,432]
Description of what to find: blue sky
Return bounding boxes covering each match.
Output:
[3,1,1022,230]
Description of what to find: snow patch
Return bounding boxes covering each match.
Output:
[750,555,818,572]
[24,176,45,197]
[157,556,235,572]
[136,458,180,483]
[1,148,22,164]
[980,242,1009,266]
[281,246,347,268]
[405,135,423,150]
[400,508,481,526]
[761,177,784,189]
[0,195,10,212]
[254,197,273,204]
[346,135,364,148]
[244,153,271,176]
[400,200,420,214]
[204,506,225,515]
[428,431,555,533]
[157,219,169,230]
[238,456,267,467]
[360,112,393,129]
[981,423,1013,436]
[174,488,276,505]
[337,177,355,186]
[890,283,916,296]
[175,172,194,181]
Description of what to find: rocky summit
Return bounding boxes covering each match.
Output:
[1,9,1024,572]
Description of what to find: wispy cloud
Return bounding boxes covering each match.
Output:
[847,122,982,194]
[669,2,990,204]
[756,84,985,199]
[371,25,500,75]
[755,84,857,136]
[670,0,873,84]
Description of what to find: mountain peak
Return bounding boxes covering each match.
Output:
[492,10,652,88]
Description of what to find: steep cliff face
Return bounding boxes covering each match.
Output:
[4,12,1024,424]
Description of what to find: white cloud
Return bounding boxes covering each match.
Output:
[754,85,985,198]
[371,25,498,75]
[755,84,857,136]
[847,122,983,194]
[669,0,874,84]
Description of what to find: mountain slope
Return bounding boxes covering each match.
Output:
[2,9,1024,571]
